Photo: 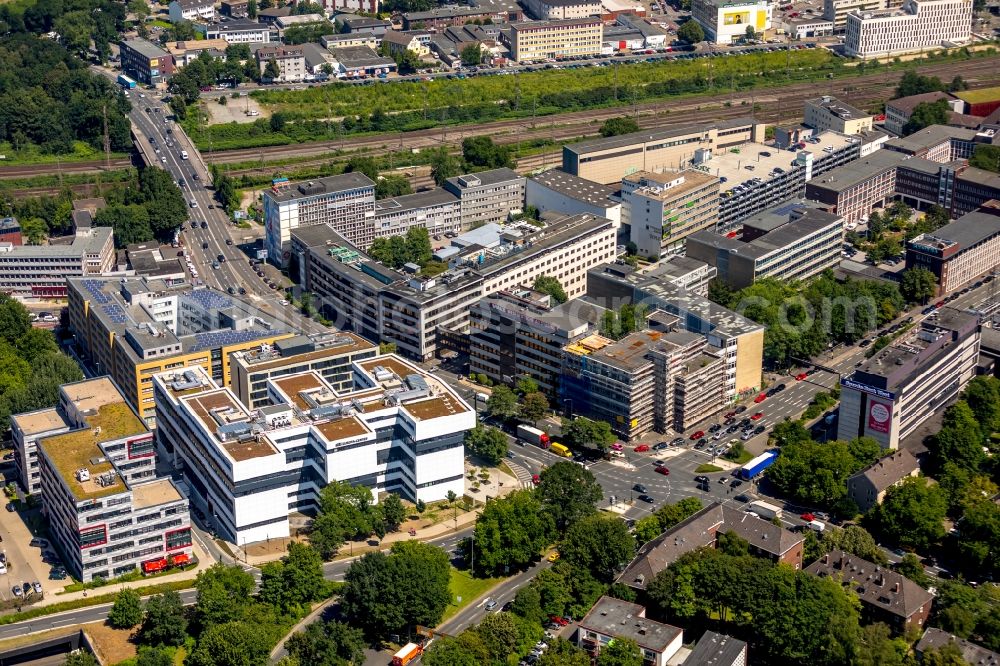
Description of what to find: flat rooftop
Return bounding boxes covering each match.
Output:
[374,188,458,216]
[910,209,1000,253]
[954,86,1000,105]
[627,169,718,201]
[131,478,183,509]
[233,332,375,372]
[476,214,614,278]
[702,134,857,195]
[271,373,327,409]
[530,169,617,208]
[578,596,682,653]
[0,226,111,258]
[885,125,978,155]
[566,117,757,157]
[806,149,906,193]
[265,172,375,204]
[316,415,370,442]
[807,96,869,121]
[331,45,397,68]
[12,408,68,437]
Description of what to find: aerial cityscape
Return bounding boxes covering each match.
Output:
[0,0,999,663]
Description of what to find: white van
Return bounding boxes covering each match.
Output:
[808,520,826,533]
[181,150,189,160]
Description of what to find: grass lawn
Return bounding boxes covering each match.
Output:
[440,568,505,622]
[723,449,754,465]
[695,463,723,473]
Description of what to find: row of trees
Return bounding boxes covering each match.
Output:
[93,166,189,247]
[368,227,432,269]
[309,480,412,560]
[484,378,551,428]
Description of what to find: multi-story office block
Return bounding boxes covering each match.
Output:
[804,97,874,135]
[823,0,889,29]
[522,0,602,19]
[805,149,906,223]
[373,189,462,240]
[67,277,290,426]
[838,307,979,449]
[884,92,961,136]
[264,173,377,267]
[0,226,113,298]
[563,118,765,185]
[443,169,526,230]
[469,288,605,395]
[906,208,1000,296]
[884,125,979,162]
[623,170,720,258]
[691,0,771,44]
[154,358,473,544]
[119,39,174,85]
[587,264,765,403]
[229,333,378,409]
[561,328,725,440]
[509,18,603,61]
[299,214,617,360]
[32,377,191,582]
[526,169,622,228]
[844,0,972,58]
[685,203,844,289]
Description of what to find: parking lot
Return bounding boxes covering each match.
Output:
[0,490,65,606]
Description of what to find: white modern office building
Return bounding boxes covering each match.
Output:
[154,357,473,544]
[690,0,771,45]
[844,0,972,58]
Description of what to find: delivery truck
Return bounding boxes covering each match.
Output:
[748,500,783,520]
[739,450,779,481]
[392,643,422,666]
[517,424,550,448]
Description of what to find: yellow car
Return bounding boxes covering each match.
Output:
[547,551,560,562]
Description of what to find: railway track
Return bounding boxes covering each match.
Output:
[206,56,1000,170]
[0,158,133,181]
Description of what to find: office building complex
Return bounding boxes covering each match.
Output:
[805,149,907,222]
[804,97,874,135]
[469,289,605,395]
[526,169,622,228]
[67,277,290,426]
[229,333,378,409]
[264,173,377,267]
[154,358,473,544]
[844,0,972,58]
[838,307,979,449]
[623,170,720,258]
[119,39,174,85]
[884,125,979,162]
[823,0,888,29]
[509,18,603,61]
[30,377,191,582]
[685,202,844,289]
[563,118,766,185]
[905,208,1000,295]
[372,189,461,240]
[522,0,603,19]
[587,264,765,403]
[0,226,113,298]
[562,328,726,439]
[443,169,527,230]
[299,214,616,360]
[884,92,962,136]
[691,0,771,44]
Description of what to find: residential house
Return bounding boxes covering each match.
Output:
[168,0,215,23]
[577,597,684,666]
[846,449,919,512]
[915,628,1000,665]
[382,30,430,57]
[684,632,748,666]
[256,45,306,82]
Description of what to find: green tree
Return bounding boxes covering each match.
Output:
[20,217,47,245]
[259,542,327,612]
[597,636,643,666]
[341,541,451,640]
[533,274,568,304]
[375,174,413,199]
[902,99,951,135]
[194,563,257,628]
[462,136,514,169]
[188,621,270,666]
[465,425,508,465]
[538,638,591,666]
[460,43,482,66]
[263,57,281,81]
[560,513,635,582]
[487,385,519,420]
[930,401,986,474]
[516,377,540,396]
[285,619,366,666]
[971,144,1000,173]
[899,266,937,304]
[380,493,406,531]
[108,588,144,629]
[136,646,174,666]
[896,552,930,588]
[561,416,616,452]
[921,642,970,666]
[139,590,188,647]
[429,148,462,186]
[474,489,556,574]
[247,0,258,18]
[310,480,377,559]
[64,653,99,666]
[820,524,887,564]
[962,376,1000,439]
[894,70,945,97]
[949,75,968,92]
[478,612,520,661]
[521,391,549,424]
[422,632,489,666]
[867,476,947,550]
[677,19,704,43]
[599,116,639,137]
[536,461,603,529]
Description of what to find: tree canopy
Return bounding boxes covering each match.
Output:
[677,19,704,43]
[535,461,603,529]
[894,70,945,98]
[599,116,640,137]
[561,417,616,452]
[465,425,509,465]
[865,476,947,551]
[533,275,568,304]
[902,99,951,136]
[474,489,556,574]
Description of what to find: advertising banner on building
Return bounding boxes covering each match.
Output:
[868,399,892,434]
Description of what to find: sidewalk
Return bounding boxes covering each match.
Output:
[27,540,212,609]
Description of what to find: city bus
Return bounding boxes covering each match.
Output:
[117,74,137,89]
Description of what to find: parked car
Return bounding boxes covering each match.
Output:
[11,585,21,597]
[800,512,815,521]
[754,392,767,403]
[751,412,765,420]
[689,430,705,440]
[634,444,650,452]
[485,599,498,611]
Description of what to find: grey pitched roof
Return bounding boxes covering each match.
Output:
[847,449,918,493]
[916,628,1000,666]
[685,631,748,666]
[806,549,934,620]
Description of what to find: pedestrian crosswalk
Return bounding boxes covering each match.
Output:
[507,460,534,488]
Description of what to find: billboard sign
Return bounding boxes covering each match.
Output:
[842,378,895,401]
[868,400,892,434]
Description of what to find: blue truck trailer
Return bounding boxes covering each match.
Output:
[739,450,778,481]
